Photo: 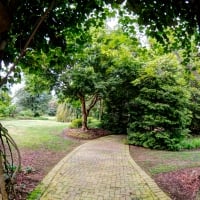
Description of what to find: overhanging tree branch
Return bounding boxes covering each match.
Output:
[0,0,56,87]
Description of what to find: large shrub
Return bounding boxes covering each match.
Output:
[0,90,16,118]
[188,81,200,134]
[56,103,73,122]
[101,62,140,134]
[127,54,192,150]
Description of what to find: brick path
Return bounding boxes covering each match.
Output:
[39,135,170,200]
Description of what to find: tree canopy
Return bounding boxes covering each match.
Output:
[0,0,200,88]
[1,0,200,64]
[0,0,121,87]
[126,0,200,32]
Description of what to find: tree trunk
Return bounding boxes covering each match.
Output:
[0,155,8,200]
[80,95,89,130]
[99,99,103,121]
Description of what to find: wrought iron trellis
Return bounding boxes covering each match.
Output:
[0,123,21,199]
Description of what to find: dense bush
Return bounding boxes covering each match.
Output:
[69,118,82,128]
[0,91,14,117]
[69,117,101,129]
[88,117,102,128]
[127,54,192,150]
[56,103,74,122]
[18,109,34,118]
[102,64,140,134]
[188,83,200,134]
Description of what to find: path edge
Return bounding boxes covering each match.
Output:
[125,144,171,200]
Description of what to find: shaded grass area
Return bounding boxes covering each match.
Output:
[130,144,200,200]
[130,145,200,175]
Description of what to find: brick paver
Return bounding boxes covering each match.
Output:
[39,135,171,200]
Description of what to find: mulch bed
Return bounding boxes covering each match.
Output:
[129,145,200,200]
[63,128,111,140]
[154,168,200,200]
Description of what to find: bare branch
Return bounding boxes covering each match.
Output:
[87,94,100,114]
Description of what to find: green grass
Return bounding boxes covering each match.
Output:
[130,139,200,175]
[148,150,200,174]
[180,136,200,149]
[1,119,72,151]
[149,164,179,174]
[27,184,43,200]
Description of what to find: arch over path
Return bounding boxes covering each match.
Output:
[40,135,170,200]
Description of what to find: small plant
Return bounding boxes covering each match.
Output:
[5,164,17,173]
[88,117,102,128]
[24,166,34,174]
[18,109,34,118]
[27,185,43,200]
[69,118,82,128]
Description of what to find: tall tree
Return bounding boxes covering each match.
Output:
[15,87,51,117]
[56,65,104,130]
[89,29,143,134]
[128,54,192,150]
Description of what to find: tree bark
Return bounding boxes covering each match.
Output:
[0,2,11,34]
[78,94,100,131]
[79,95,89,130]
[99,99,103,121]
[0,155,8,200]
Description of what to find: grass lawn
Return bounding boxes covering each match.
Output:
[1,119,74,150]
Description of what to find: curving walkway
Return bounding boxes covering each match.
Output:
[39,135,171,200]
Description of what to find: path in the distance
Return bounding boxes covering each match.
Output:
[40,135,171,200]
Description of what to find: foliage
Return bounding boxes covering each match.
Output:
[55,30,107,129]
[18,109,34,118]
[179,136,200,150]
[88,117,102,128]
[14,88,52,117]
[188,83,200,134]
[56,102,78,122]
[1,0,200,68]
[184,52,200,134]
[0,90,16,118]
[27,185,43,200]
[124,0,200,52]
[98,29,143,134]
[69,118,82,129]
[127,54,192,150]
[69,117,101,129]
[0,0,120,87]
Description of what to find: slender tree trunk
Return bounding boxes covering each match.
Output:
[80,95,89,130]
[99,99,103,121]
[0,155,8,200]
[79,94,100,131]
